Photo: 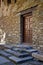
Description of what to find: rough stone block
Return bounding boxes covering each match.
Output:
[9,56,33,63]
[0,56,14,65]
[14,45,33,49]
[0,50,12,57]
[4,45,14,49]
[32,53,43,61]
[12,47,26,53]
[4,49,30,58]
[25,49,38,53]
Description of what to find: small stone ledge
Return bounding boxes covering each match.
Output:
[32,53,43,61]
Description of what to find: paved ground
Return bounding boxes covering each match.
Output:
[0,44,43,65]
[18,61,43,65]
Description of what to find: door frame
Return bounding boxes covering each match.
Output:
[20,5,37,43]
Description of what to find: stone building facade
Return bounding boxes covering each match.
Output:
[0,0,43,45]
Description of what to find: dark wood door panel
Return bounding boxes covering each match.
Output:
[23,13,32,43]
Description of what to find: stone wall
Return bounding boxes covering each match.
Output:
[32,2,43,45]
[0,14,20,44]
[0,0,43,45]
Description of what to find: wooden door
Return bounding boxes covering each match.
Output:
[23,13,32,44]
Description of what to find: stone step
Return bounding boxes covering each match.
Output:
[9,56,33,64]
[0,50,12,57]
[14,44,33,49]
[3,45,14,49]
[32,53,43,61]
[0,56,14,65]
[12,47,23,51]
[25,49,38,54]
[4,49,30,58]
[12,47,26,53]
[12,46,36,54]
